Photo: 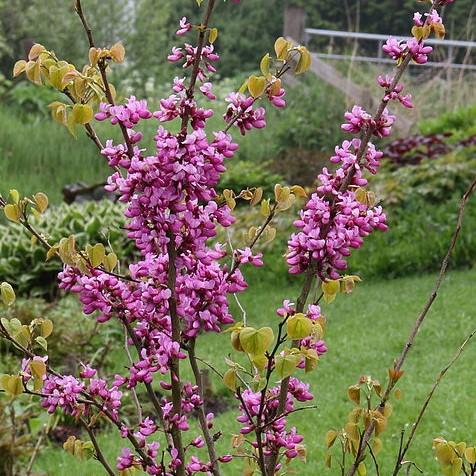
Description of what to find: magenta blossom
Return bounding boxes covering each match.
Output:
[176,17,192,36]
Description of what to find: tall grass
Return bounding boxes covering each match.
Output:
[0,107,110,203]
[0,94,279,204]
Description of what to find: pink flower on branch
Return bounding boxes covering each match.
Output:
[176,17,192,36]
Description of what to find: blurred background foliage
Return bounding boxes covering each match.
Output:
[0,0,473,93]
[0,0,475,288]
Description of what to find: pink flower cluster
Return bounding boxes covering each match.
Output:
[96,96,152,128]
[382,31,433,65]
[287,133,388,279]
[237,377,312,468]
[413,9,443,27]
[41,375,84,415]
[223,93,266,135]
[285,4,444,281]
[341,105,396,137]
[377,75,414,109]
[52,11,280,473]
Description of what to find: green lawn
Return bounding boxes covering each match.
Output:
[33,268,476,475]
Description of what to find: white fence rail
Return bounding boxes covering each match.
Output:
[305,28,476,71]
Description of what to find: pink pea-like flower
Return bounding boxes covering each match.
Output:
[406,38,433,64]
[236,247,264,267]
[200,82,216,100]
[176,17,192,36]
[382,37,405,60]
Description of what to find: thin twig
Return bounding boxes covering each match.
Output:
[226,228,248,325]
[74,0,134,158]
[347,173,476,475]
[25,425,46,476]
[123,326,143,424]
[258,405,318,431]
[189,338,221,476]
[179,0,216,135]
[392,328,476,475]
[80,417,115,476]
[194,355,224,379]
[367,440,381,476]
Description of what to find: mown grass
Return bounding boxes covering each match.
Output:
[34,268,476,475]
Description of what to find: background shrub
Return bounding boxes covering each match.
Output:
[0,200,132,298]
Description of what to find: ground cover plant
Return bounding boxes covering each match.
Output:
[1,1,476,476]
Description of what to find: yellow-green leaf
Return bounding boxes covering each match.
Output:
[435,442,455,465]
[28,43,45,61]
[250,353,268,371]
[209,28,219,44]
[13,60,27,77]
[35,336,48,351]
[87,243,106,268]
[48,101,68,126]
[4,204,21,223]
[260,53,271,77]
[247,75,266,98]
[290,185,307,198]
[302,348,319,373]
[347,384,361,405]
[58,236,77,266]
[287,313,313,339]
[239,327,274,355]
[325,430,338,448]
[25,60,41,85]
[275,353,300,380]
[260,199,271,217]
[9,189,20,204]
[72,103,94,125]
[322,279,340,304]
[110,42,126,63]
[231,330,244,352]
[89,47,101,67]
[14,325,31,348]
[104,252,118,272]
[48,64,70,90]
[40,319,54,338]
[30,360,47,381]
[274,37,290,60]
[223,368,238,391]
[250,187,263,206]
[0,374,23,397]
[34,192,49,214]
[61,70,79,89]
[464,447,476,464]
[1,282,16,306]
[295,46,312,74]
[357,462,367,476]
